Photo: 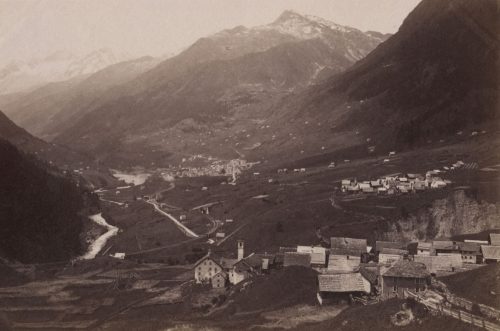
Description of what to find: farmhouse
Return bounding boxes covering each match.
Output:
[432,240,461,256]
[381,260,430,298]
[212,271,227,289]
[458,242,481,264]
[194,253,224,284]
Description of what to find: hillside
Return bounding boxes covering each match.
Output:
[44,0,498,169]
[292,0,499,149]
[0,139,99,263]
[36,11,388,165]
[440,264,500,308]
[0,110,91,168]
[1,56,161,139]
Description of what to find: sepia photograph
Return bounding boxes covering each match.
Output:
[0,0,498,330]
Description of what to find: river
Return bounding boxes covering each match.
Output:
[79,213,119,260]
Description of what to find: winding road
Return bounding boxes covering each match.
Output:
[146,199,199,238]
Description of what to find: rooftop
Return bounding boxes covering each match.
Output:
[283,252,311,267]
[382,260,429,278]
[375,241,407,252]
[331,237,367,256]
[490,234,500,246]
[318,273,370,293]
[481,245,500,260]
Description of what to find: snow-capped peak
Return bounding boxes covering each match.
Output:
[257,10,360,40]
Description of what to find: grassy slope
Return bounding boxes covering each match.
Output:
[440,264,500,308]
[289,299,483,331]
[229,266,318,313]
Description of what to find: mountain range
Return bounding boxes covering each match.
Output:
[1,11,389,166]
[2,2,498,169]
[0,48,131,95]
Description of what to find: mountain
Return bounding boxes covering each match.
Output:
[0,138,98,263]
[0,110,92,169]
[194,0,498,163]
[1,56,161,138]
[289,0,499,149]
[33,11,388,165]
[0,48,131,95]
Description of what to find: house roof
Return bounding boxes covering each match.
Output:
[283,252,311,267]
[331,237,367,256]
[359,266,378,284]
[490,234,500,246]
[380,248,408,255]
[242,253,264,268]
[279,246,297,253]
[413,255,462,273]
[212,271,227,279]
[458,242,481,253]
[376,241,407,252]
[328,255,360,273]
[297,246,326,265]
[417,242,432,249]
[318,273,370,293]
[219,257,239,269]
[194,253,223,269]
[432,240,455,250]
[481,245,500,260]
[382,260,429,278]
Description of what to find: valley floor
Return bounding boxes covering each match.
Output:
[1,133,500,330]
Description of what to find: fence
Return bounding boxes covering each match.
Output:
[404,290,500,331]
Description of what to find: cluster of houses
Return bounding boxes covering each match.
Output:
[341,171,451,195]
[193,233,500,304]
[159,159,254,179]
[276,167,307,174]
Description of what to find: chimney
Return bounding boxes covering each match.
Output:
[237,240,244,261]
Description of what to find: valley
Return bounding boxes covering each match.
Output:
[1,128,499,330]
[0,0,498,330]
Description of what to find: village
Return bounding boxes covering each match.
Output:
[193,232,500,325]
[337,159,470,195]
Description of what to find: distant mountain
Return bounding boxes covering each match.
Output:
[0,138,98,263]
[1,56,161,138]
[0,48,130,95]
[39,11,388,165]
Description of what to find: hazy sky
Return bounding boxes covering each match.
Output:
[0,0,420,63]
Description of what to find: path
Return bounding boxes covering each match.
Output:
[146,200,199,238]
[405,290,500,331]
